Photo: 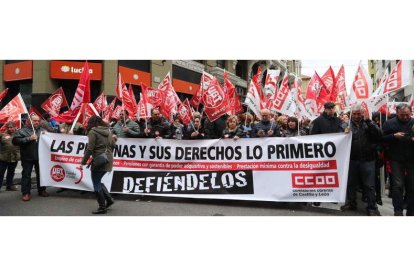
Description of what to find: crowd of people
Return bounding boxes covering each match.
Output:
[1,101,414,216]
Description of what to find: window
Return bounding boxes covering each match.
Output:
[216,60,225,69]
[235,60,248,80]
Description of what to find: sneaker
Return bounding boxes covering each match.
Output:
[340,204,357,211]
[6,185,18,191]
[367,209,381,216]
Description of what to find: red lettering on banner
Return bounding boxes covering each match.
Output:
[49,154,338,171]
[291,173,339,188]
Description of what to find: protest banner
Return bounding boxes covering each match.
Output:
[39,132,351,202]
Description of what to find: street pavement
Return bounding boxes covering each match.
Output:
[0,163,397,216]
[0,179,396,216]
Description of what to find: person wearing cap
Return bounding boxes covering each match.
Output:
[310,102,346,207]
[310,102,346,135]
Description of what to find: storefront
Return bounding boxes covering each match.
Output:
[49,60,103,110]
[2,60,33,108]
[172,62,202,102]
[118,60,151,102]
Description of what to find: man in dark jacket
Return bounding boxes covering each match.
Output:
[252,109,281,137]
[204,114,227,139]
[382,103,414,216]
[143,108,171,139]
[340,104,382,215]
[310,102,346,135]
[310,102,345,207]
[12,115,49,201]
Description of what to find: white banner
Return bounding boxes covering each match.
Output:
[39,133,352,202]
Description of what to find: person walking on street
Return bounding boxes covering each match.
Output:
[12,115,49,201]
[310,102,346,207]
[80,116,116,214]
[382,103,414,216]
[0,121,20,191]
[340,104,382,215]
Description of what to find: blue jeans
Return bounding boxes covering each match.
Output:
[347,160,377,210]
[390,161,414,215]
[0,161,18,189]
[91,171,107,192]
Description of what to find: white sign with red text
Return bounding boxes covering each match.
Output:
[39,133,351,202]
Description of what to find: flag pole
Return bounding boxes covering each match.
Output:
[244,106,250,127]
[27,112,35,133]
[386,94,389,120]
[70,105,83,133]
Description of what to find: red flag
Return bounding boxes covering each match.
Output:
[111,105,123,120]
[305,72,330,114]
[93,92,107,114]
[267,72,296,116]
[141,83,163,109]
[158,72,181,120]
[79,103,100,126]
[0,94,28,123]
[41,87,69,116]
[264,69,280,102]
[102,97,117,123]
[202,78,231,122]
[0,88,8,103]
[177,98,193,125]
[321,66,335,93]
[52,106,82,123]
[116,73,138,118]
[70,61,91,110]
[29,106,44,119]
[384,60,412,94]
[190,71,214,108]
[349,63,372,104]
[252,67,266,108]
[223,71,243,115]
[127,84,138,120]
[332,65,346,104]
[136,98,151,120]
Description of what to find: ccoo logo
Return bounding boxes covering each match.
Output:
[50,165,65,182]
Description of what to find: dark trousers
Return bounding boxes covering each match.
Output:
[91,171,107,192]
[375,164,381,200]
[346,160,377,210]
[0,161,18,189]
[390,161,414,215]
[21,160,45,195]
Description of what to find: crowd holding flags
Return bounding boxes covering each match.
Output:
[0,60,413,134]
